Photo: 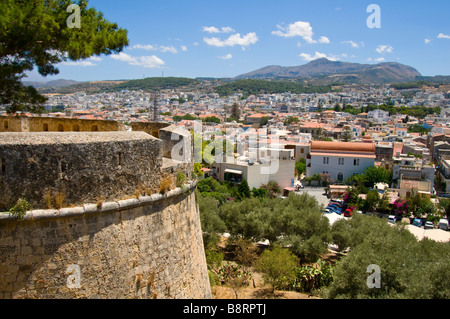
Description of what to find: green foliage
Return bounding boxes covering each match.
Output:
[231,103,241,120]
[173,114,198,122]
[176,172,186,188]
[106,77,198,92]
[218,192,331,262]
[347,166,392,191]
[252,187,268,200]
[9,198,31,219]
[202,116,221,124]
[237,179,251,200]
[214,79,336,98]
[292,259,334,293]
[261,181,282,198]
[407,124,431,134]
[217,263,252,288]
[325,214,450,299]
[255,246,299,293]
[284,116,300,125]
[363,190,380,212]
[1,0,129,112]
[193,163,204,178]
[330,219,352,252]
[295,159,306,176]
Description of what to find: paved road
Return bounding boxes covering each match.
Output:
[294,187,330,208]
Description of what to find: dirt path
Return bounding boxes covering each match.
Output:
[211,267,320,299]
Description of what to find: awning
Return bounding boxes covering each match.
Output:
[225,169,243,175]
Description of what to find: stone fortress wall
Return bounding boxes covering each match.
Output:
[0,116,125,133]
[0,116,210,299]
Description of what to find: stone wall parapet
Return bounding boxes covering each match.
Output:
[0,181,197,222]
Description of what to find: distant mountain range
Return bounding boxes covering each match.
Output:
[23,79,80,88]
[21,58,450,95]
[235,58,423,85]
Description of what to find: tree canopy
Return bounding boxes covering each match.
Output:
[1,0,129,112]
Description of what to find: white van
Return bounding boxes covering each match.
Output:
[438,219,449,231]
[388,215,396,224]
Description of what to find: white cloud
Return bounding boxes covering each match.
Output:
[89,56,102,62]
[375,57,385,62]
[299,52,337,62]
[203,26,235,34]
[425,38,432,44]
[437,33,450,39]
[342,40,360,48]
[111,52,165,69]
[132,44,178,54]
[203,32,258,48]
[203,26,220,34]
[181,45,188,51]
[376,44,394,54]
[272,21,313,39]
[318,36,330,44]
[61,61,97,67]
[272,21,329,44]
[219,54,232,60]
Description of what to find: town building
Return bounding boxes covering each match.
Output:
[306,141,376,183]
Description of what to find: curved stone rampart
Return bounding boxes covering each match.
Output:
[0,182,211,299]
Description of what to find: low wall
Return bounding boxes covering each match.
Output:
[0,182,212,299]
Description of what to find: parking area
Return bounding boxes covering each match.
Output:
[294,187,330,208]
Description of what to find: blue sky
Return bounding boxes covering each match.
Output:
[26,0,450,82]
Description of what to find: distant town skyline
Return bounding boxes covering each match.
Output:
[25,0,450,82]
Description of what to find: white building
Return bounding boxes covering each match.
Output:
[212,148,295,190]
[368,109,390,122]
[306,141,376,183]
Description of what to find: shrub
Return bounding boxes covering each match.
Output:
[176,172,186,188]
[159,176,173,194]
[9,198,31,219]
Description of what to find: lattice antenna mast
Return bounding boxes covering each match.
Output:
[152,90,159,122]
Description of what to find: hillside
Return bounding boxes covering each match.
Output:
[36,77,199,94]
[214,79,338,97]
[236,58,422,85]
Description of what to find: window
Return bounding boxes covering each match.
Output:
[354,159,360,166]
[338,158,345,165]
[337,173,344,183]
[301,148,304,154]
[323,157,329,164]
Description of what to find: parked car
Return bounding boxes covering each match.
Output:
[328,200,344,207]
[438,219,449,231]
[413,219,423,227]
[388,215,396,224]
[344,209,353,217]
[327,206,342,214]
[424,221,434,229]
